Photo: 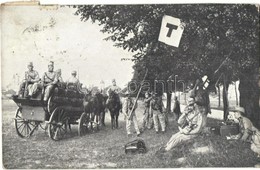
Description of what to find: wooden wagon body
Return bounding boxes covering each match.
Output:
[12,83,90,141]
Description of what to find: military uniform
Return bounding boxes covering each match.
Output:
[150,96,166,133]
[230,107,255,142]
[142,96,153,130]
[173,97,181,121]
[56,69,63,83]
[122,96,140,136]
[41,62,58,101]
[17,62,40,97]
[164,102,205,151]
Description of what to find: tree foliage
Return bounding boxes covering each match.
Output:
[75,4,259,122]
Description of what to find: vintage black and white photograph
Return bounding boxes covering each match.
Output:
[1,2,260,168]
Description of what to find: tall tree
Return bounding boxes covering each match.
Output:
[75,4,259,124]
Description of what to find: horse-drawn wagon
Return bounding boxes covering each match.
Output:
[12,83,90,141]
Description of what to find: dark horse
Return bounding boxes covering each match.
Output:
[83,91,106,130]
[106,90,122,129]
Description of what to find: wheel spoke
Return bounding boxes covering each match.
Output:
[17,122,25,129]
[20,124,26,134]
[28,122,36,128]
[53,127,59,140]
[16,114,22,119]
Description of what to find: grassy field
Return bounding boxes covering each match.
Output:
[2,99,259,168]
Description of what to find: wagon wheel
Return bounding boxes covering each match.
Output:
[78,112,90,136]
[14,108,38,138]
[47,95,56,114]
[48,107,69,141]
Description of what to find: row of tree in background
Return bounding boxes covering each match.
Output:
[74,4,260,125]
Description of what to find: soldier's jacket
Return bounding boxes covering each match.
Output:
[107,85,121,94]
[42,71,58,84]
[25,70,40,82]
[150,97,166,114]
[144,97,152,108]
[238,116,255,141]
[190,88,211,114]
[66,76,79,84]
[123,97,137,115]
[178,104,204,135]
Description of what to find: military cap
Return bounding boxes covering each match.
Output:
[234,106,245,113]
[27,62,33,67]
[48,61,54,66]
[71,70,77,75]
[188,97,195,105]
[112,79,116,83]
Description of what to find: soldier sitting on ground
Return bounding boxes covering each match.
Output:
[158,97,206,152]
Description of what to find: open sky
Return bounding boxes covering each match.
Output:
[1,5,135,90]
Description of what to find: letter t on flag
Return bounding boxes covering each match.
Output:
[158,15,184,47]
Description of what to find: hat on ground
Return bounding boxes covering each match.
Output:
[71,70,77,75]
[234,106,245,113]
[27,62,33,67]
[48,61,54,66]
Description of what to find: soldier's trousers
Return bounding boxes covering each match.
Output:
[43,85,55,101]
[27,83,39,96]
[153,110,166,132]
[142,108,153,129]
[126,113,140,135]
[165,132,198,151]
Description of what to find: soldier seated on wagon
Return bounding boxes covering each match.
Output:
[39,61,58,103]
[66,70,80,90]
[13,62,40,98]
[55,69,67,89]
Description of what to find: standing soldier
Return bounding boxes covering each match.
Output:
[150,92,166,134]
[142,91,153,131]
[13,62,40,98]
[190,78,211,125]
[173,96,181,121]
[41,61,58,103]
[122,91,141,137]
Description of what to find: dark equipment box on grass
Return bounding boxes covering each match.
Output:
[220,124,239,137]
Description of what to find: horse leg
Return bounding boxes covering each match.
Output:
[96,112,99,131]
[91,113,95,131]
[116,111,119,129]
[110,112,114,129]
[101,111,106,126]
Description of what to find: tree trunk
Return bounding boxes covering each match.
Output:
[223,75,229,121]
[239,68,260,126]
[234,81,238,106]
[217,85,221,107]
[166,92,172,114]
